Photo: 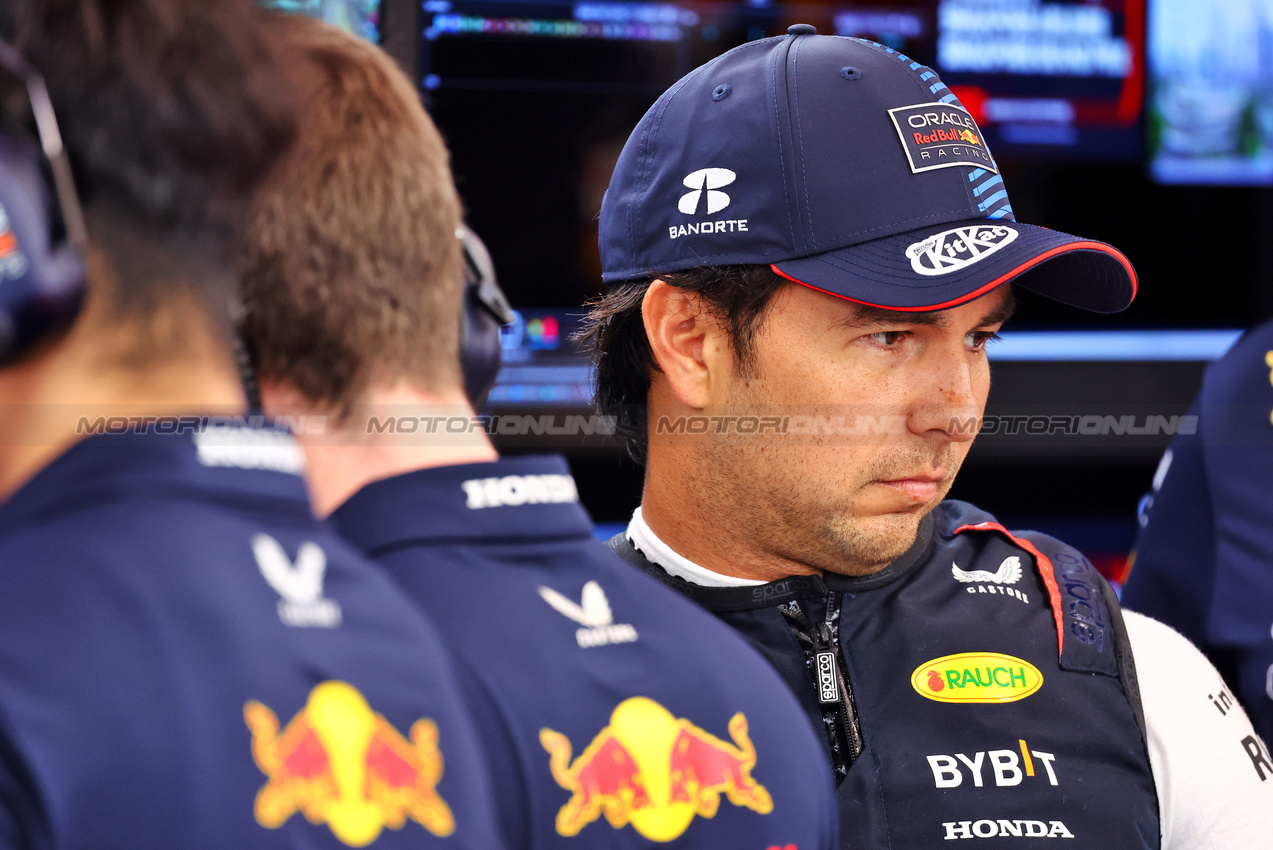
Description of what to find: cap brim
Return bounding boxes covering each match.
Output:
[770,220,1136,313]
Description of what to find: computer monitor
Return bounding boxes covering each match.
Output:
[1148,0,1273,185]
[938,0,1144,160]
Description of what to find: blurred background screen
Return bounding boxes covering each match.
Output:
[1149,0,1273,185]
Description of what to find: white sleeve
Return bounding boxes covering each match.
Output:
[1124,610,1273,849]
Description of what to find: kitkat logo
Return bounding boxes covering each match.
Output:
[911,652,1043,704]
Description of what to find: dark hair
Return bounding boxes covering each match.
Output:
[576,265,787,463]
[239,15,464,414]
[0,0,296,313]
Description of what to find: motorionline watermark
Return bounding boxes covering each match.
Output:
[650,412,1198,440]
[75,414,328,436]
[364,413,617,437]
[959,414,1197,438]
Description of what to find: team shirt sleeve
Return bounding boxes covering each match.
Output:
[1121,403,1217,648]
[1123,610,1273,848]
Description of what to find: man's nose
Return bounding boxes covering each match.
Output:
[907,353,982,442]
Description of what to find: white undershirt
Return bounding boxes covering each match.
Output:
[628,506,767,587]
[626,510,1273,849]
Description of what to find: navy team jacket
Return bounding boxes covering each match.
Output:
[329,455,839,850]
[0,428,504,850]
[1125,319,1273,745]
[611,500,1160,848]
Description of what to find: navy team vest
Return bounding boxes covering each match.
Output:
[613,500,1160,848]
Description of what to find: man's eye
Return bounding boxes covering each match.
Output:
[967,331,1002,350]
[869,331,909,346]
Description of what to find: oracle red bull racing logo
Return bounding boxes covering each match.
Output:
[888,102,997,173]
[540,696,773,841]
[244,681,454,846]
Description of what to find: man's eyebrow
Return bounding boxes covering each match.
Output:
[835,306,947,330]
[833,286,1017,331]
[976,288,1017,327]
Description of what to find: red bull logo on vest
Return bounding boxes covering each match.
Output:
[540,696,773,840]
[244,681,454,846]
[911,652,1044,704]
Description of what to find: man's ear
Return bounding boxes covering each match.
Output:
[642,280,733,409]
[257,379,305,418]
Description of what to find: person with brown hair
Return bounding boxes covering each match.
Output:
[240,15,839,850]
[0,2,504,847]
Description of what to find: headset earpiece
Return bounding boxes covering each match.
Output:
[457,225,512,408]
[0,39,87,366]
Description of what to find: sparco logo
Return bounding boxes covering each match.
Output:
[678,167,736,214]
[943,819,1075,840]
[816,651,839,703]
[906,225,1018,276]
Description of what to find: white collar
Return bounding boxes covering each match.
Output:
[626,506,767,588]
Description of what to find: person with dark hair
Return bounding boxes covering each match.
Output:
[0,2,503,847]
[583,27,1273,847]
[239,15,838,850]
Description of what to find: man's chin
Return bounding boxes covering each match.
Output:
[820,508,931,577]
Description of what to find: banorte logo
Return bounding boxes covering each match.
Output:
[244,681,454,847]
[678,168,736,215]
[539,696,773,840]
[911,652,1044,704]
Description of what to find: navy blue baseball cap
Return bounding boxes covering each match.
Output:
[599,28,1136,313]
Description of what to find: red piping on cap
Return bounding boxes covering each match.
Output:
[953,521,1065,657]
[771,240,1138,312]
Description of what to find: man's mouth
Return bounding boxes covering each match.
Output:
[875,473,945,501]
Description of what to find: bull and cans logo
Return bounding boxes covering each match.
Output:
[539,696,773,841]
[905,225,1018,277]
[244,681,454,846]
[888,102,997,174]
[0,203,28,280]
[911,652,1043,704]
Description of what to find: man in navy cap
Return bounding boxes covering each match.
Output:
[583,26,1273,847]
[239,14,838,850]
[0,2,504,847]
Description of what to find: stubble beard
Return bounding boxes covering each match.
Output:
[698,437,961,578]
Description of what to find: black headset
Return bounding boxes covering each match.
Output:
[0,37,88,366]
[457,223,513,408]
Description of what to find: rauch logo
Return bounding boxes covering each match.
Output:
[911,652,1043,704]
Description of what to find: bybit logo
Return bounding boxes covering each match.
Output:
[678,168,736,215]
